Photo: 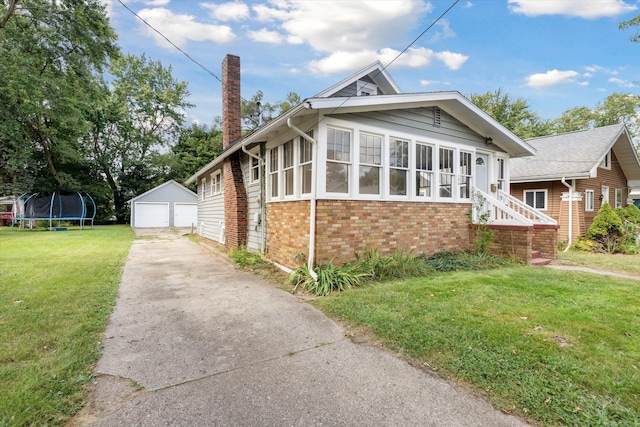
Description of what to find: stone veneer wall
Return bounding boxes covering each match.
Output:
[268,200,471,268]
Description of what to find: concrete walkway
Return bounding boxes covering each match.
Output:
[73,229,529,426]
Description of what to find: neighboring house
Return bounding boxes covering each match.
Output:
[510,124,640,245]
[186,55,558,270]
[128,180,198,228]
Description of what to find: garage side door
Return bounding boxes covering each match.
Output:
[134,202,169,228]
[174,203,197,227]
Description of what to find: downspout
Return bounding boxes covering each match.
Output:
[241,143,265,253]
[561,177,573,252]
[287,118,318,281]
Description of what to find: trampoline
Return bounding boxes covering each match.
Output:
[13,192,96,230]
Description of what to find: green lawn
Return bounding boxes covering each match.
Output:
[314,265,640,426]
[0,225,133,426]
[558,250,640,277]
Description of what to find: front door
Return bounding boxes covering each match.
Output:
[476,153,489,193]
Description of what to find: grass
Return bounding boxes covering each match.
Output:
[558,250,640,276]
[314,265,640,426]
[0,225,134,426]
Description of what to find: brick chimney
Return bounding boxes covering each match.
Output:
[222,54,248,249]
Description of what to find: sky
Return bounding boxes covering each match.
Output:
[102,0,640,127]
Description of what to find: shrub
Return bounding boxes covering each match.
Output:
[572,237,600,253]
[615,204,640,225]
[587,203,622,253]
[355,247,433,281]
[287,261,372,296]
[229,246,267,268]
[468,191,494,252]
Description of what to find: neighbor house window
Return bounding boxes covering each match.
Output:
[439,147,454,198]
[326,127,351,193]
[602,186,609,205]
[299,135,313,195]
[585,189,595,211]
[615,188,623,208]
[389,139,409,196]
[415,143,433,197]
[269,148,279,198]
[211,171,222,195]
[459,151,473,199]
[600,151,611,169]
[250,157,260,183]
[497,158,506,191]
[524,189,547,210]
[283,139,294,196]
[359,133,382,195]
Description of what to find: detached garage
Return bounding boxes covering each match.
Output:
[129,180,197,228]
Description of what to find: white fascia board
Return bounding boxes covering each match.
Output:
[511,173,591,183]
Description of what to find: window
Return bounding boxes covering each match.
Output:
[199,178,206,201]
[389,139,409,196]
[283,140,294,196]
[250,157,260,183]
[326,127,351,193]
[300,135,313,195]
[211,171,222,195]
[602,186,609,206]
[269,148,279,198]
[585,189,594,212]
[415,143,433,197]
[459,151,472,199]
[439,147,454,198]
[524,189,547,210]
[600,151,611,169]
[359,133,382,194]
[497,158,506,191]
[616,188,623,208]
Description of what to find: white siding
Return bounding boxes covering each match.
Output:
[197,168,225,243]
[242,156,264,251]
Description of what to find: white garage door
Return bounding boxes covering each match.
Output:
[174,203,197,227]
[134,202,169,228]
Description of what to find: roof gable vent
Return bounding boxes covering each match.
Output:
[433,107,442,127]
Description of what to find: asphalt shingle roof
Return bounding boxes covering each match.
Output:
[510,123,626,181]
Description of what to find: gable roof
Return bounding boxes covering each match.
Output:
[128,180,196,204]
[186,62,535,185]
[510,123,640,182]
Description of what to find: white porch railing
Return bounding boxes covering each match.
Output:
[471,188,557,226]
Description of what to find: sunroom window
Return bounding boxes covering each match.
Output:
[439,147,454,198]
[326,127,351,193]
[359,133,382,194]
[283,140,294,196]
[389,139,409,196]
[459,151,472,199]
[299,135,313,195]
[415,143,433,198]
[269,148,279,198]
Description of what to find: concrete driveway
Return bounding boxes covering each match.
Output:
[73,228,529,426]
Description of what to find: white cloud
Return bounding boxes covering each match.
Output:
[428,19,456,43]
[609,77,636,88]
[202,1,250,22]
[508,0,637,18]
[143,0,170,6]
[420,79,450,86]
[137,8,235,48]
[248,28,284,44]
[525,69,580,87]
[434,51,468,70]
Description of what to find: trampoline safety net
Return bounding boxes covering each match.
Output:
[14,192,96,229]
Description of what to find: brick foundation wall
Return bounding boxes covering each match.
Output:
[267,200,471,269]
[532,224,558,259]
[267,201,310,267]
[486,225,532,262]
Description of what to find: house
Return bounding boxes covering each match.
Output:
[128,180,198,228]
[186,54,557,270]
[510,123,640,246]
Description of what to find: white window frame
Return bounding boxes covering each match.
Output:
[325,127,352,194]
[585,189,595,212]
[439,147,455,199]
[497,157,506,191]
[250,157,260,184]
[359,132,383,195]
[389,138,409,197]
[299,135,313,195]
[459,150,473,200]
[524,189,548,210]
[601,185,609,206]
[211,171,222,195]
[283,139,295,197]
[600,151,611,170]
[415,142,434,198]
[615,188,623,208]
[268,147,279,199]
[199,178,207,201]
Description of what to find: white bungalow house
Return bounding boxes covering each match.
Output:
[186,55,557,269]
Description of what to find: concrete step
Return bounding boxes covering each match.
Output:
[531,250,541,259]
[530,257,552,266]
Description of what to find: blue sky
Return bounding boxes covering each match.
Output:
[103,0,640,127]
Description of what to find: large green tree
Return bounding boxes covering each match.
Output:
[85,53,192,222]
[241,91,301,131]
[0,0,118,196]
[469,89,552,139]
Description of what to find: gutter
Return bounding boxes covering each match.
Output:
[561,177,573,252]
[287,118,318,281]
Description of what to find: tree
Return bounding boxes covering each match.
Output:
[620,14,640,42]
[86,54,193,223]
[0,0,118,195]
[241,91,301,131]
[587,202,622,253]
[469,89,552,139]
